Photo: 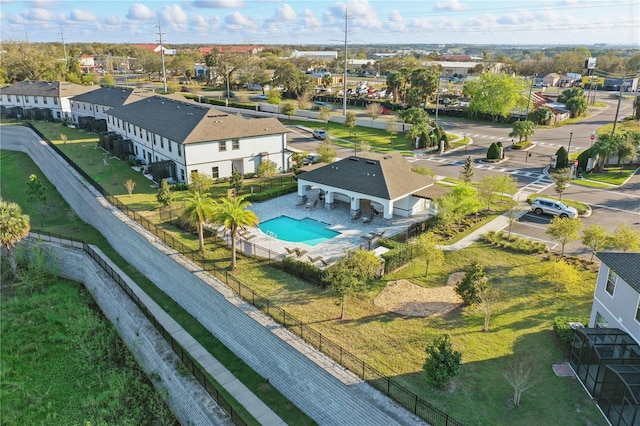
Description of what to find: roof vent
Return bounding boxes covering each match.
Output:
[349,157,358,161]
[366,160,376,164]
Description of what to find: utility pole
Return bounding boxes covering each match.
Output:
[61,29,68,64]
[611,79,626,134]
[157,23,168,94]
[342,8,349,116]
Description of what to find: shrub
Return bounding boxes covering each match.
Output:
[482,231,547,254]
[555,146,569,169]
[250,183,297,202]
[243,172,256,179]
[487,142,500,160]
[512,140,532,150]
[276,257,325,287]
[423,334,462,389]
[171,182,190,191]
[554,316,589,352]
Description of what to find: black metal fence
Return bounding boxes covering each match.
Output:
[28,123,463,426]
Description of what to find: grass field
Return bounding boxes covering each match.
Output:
[0,148,314,426]
[3,121,606,425]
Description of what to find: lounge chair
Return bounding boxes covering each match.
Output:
[362,211,374,224]
[370,230,385,238]
[307,255,323,263]
[294,248,308,258]
[350,210,362,221]
[285,247,296,256]
[305,199,318,210]
[319,258,331,267]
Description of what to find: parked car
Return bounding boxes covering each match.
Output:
[302,154,321,165]
[312,101,331,111]
[222,90,236,98]
[530,198,578,219]
[250,94,268,101]
[312,129,328,140]
[380,108,393,115]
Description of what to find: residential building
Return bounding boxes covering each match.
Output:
[131,44,176,55]
[0,81,99,120]
[291,50,338,60]
[296,154,444,221]
[589,252,640,344]
[70,86,154,123]
[199,45,264,56]
[104,95,288,182]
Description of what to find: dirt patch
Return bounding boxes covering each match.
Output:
[374,275,464,317]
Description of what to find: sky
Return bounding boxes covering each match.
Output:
[1,0,639,46]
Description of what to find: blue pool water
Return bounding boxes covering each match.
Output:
[259,216,340,246]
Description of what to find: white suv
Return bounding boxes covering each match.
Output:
[312,129,328,140]
[530,198,578,219]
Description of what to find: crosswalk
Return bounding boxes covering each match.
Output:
[406,155,555,200]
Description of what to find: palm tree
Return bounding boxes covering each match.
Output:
[182,191,216,253]
[591,133,622,171]
[0,200,31,276]
[211,195,258,269]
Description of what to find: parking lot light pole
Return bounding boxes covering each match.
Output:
[567,132,573,155]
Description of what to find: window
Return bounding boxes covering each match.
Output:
[180,169,185,182]
[7,95,11,102]
[212,167,219,179]
[596,312,608,328]
[34,97,38,104]
[16,96,21,102]
[168,141,172,152]
[177,144,181,157]
[160,137,164,148]
[636,299,640,323]
[219,141,227,151]
[54,98,58,105]
[606,269,618,296]
[43,97,47,104]
[232,139,240,150]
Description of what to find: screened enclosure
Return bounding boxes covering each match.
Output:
[570,328,640,398]
[598,364,640,426]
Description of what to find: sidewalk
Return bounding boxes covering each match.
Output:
[2,125,425,426]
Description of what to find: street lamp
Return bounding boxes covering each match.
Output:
[567,132,573,155]
[464,132,468,154]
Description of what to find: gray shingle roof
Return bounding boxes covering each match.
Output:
[596,252,640,292]
[106,95,287,144]
[70,86,154,107]
[297,154,435,200]
[0,81,99,98]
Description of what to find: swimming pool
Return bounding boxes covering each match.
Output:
[259,216,340,246]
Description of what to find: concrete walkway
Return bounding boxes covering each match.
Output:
[2,125,425,425]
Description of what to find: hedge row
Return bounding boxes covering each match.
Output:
[251,183,298,202]
[554,316,589,353]
[274,256,326,287]
[482,230,547,254]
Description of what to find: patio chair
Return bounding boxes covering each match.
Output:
[294,248,308,258]
[362,210,374,224]
[350,210,362,221]
[285,247,296,256]
[319,258,332,267]
[305,199,318,210]
[307,255,323,263]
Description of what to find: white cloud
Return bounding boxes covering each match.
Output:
[223,11,256,31]
[191,0,244,8]
[301,8,321,29]
[435,0,468,11]
[68,9,96,22]
[19,7,56,21]
[127,3,156,20]
[272,4,296,23]
[160,5,188,26]
[387,9,406,32]
[104,15,123,26]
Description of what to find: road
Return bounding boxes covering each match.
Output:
[288,93,639,258]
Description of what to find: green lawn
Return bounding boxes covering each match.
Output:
[4,121,605,425]
[580,167,636,186]
[0,148,314,426]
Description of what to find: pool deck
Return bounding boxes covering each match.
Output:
[243,189,433,265]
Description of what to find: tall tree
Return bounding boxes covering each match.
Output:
[317,140,337,163]
[26,174,47,227]
[477,284,498,332]
[459,156,475,184]
[386,117,398,144]
[181,191,216,253]
[608,223,640,252]
[591,133,622,171]
[323,249,380,319]
[190,171,214,195]
[156,179,174,208]
[550,168,571,200]
[455,262,489,305]
[411,232,444,277]
[509,120,536,143]
[0,200,31,277]
[211,195,259,269]
[546,216,583,256]
[581,225,609,261]
[271,60,314,97]
[464,72,527,121]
